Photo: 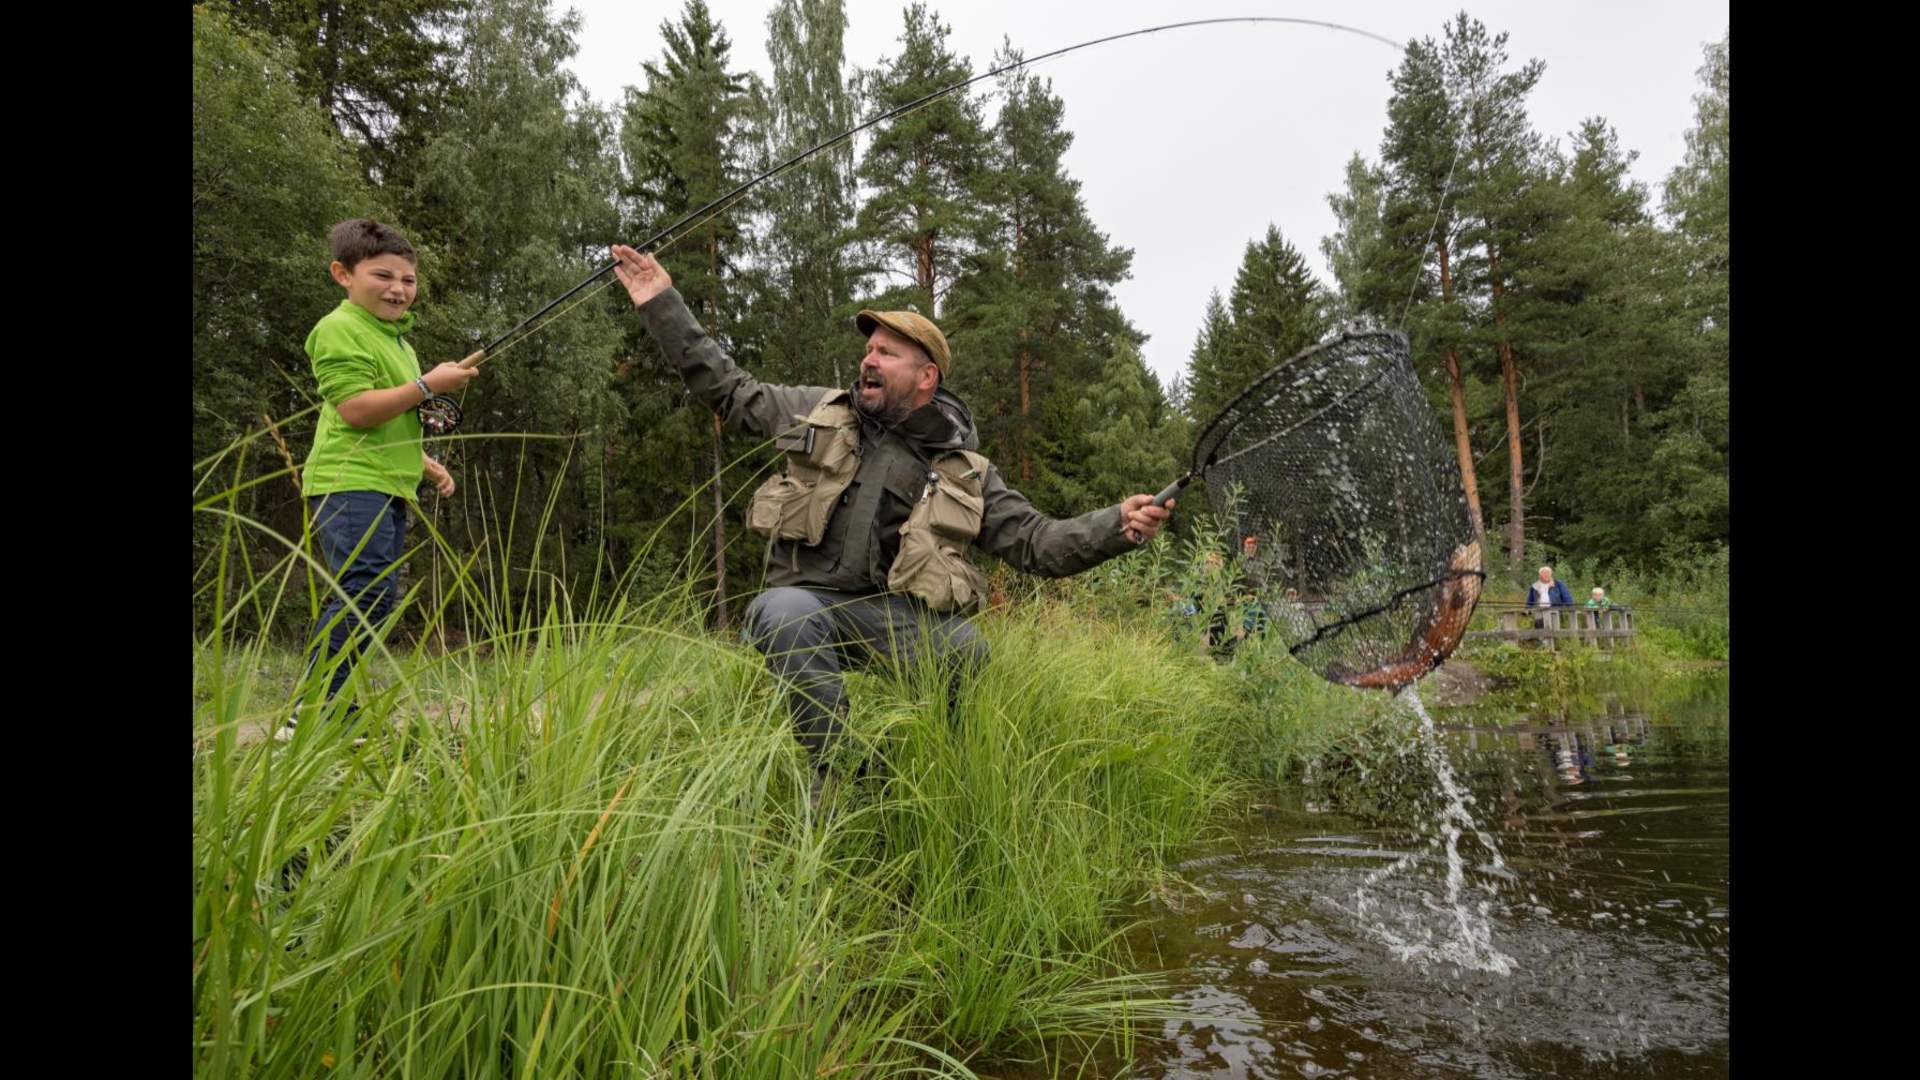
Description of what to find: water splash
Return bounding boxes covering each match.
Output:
[1351,685,1516,974]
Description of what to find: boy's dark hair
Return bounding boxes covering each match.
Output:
[328,219,417,269]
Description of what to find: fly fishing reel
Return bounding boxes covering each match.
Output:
[418,350,485,436]
[419,393,464,437]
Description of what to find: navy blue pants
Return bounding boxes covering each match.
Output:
[303,491,409,719]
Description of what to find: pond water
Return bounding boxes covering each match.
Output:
[1046,674,1728,1079]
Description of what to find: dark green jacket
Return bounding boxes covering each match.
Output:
[639,288,1139,593]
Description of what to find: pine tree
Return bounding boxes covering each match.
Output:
[193,5,376,619]
[1185,226,1328,426]
[1321,153,1391,327]
[1181,290,1233,424]
[1044,340,1184,511]
[1647,31,1729,553]
[621,0,752,628]
[404,0,628,615]
[740,0,860,389]
[213,0,469,185]
[852,3,992,316]
[1376,35,1485,535]
[943,46,1137,498]
[1444,12,1548,565]
[1504,119,1677,563]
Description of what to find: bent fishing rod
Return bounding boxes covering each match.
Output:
[451,15,1407,375]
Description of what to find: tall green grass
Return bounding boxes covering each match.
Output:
[195,604,1271,1076]
[193,423,1386,1077]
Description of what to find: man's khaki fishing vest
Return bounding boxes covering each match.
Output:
[746,389,991,613]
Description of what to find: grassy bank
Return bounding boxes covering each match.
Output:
[193,466,1695,1076]
[193,579,1396,1077]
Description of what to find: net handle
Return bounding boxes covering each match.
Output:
[1151,474,1190,508]
[1125,474,1192,544]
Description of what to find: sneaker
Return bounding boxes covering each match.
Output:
[272,716,367,749]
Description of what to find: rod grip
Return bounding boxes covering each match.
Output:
[457,349,486,369]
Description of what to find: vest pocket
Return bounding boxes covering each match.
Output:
[925,480,984,542]
[790,423,857,481]
[885,456,989,614]
[889,521,987,614]
[748,475,820,543]
[749,422,859,545]
[944,549,988,612]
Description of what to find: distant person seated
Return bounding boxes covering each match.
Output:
[1530,565,1573,628]
[1271,586,1316,643]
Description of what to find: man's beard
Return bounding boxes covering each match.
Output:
[853,382,914,426]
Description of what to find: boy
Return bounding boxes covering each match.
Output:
[276,219,478,742]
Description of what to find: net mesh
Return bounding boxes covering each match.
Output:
[1190,329,1483,691]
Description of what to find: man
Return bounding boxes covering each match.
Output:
[609,246,1173,795]
[1231,535,1270,646]
[1530,565,1574,629]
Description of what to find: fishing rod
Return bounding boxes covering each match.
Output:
[423,16,1409,435]
[448,15,1407,376]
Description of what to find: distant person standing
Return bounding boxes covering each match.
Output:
[1530,565,1573,629]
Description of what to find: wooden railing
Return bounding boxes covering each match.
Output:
[1465,604,1636,650]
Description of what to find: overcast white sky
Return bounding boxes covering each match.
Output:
[563,0,1728,386]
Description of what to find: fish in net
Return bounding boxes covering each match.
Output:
[1157,329,1483,691]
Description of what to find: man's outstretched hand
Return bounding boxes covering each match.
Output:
[611,245,671,307]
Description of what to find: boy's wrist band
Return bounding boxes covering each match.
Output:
[415,377,433,399]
